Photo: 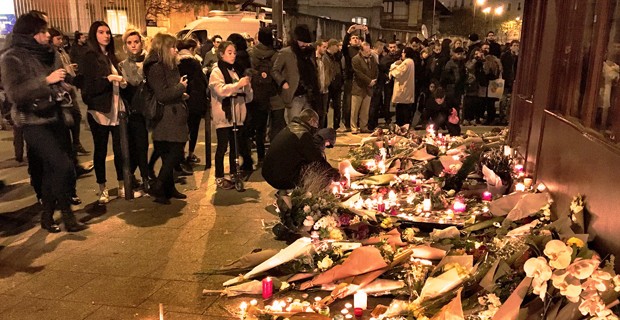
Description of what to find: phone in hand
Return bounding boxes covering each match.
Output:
[181,75,188,81]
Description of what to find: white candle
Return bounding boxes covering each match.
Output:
[524,178,533,188]
[423,197,432,212]
[537,183,547,192]
[159,303,164,320]
[503,145,512,156]
[515,183,526,192]
[354,291,368,310]
[344,168,351,188]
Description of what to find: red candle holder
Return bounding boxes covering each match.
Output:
[354,307,363,317]
[482,191,492,201]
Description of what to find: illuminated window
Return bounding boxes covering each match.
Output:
[351,16,368,25]
[106,9,128,35]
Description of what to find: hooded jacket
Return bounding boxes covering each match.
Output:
[209,63,253,129]
[144,53,188,143]
[178,50,208,115]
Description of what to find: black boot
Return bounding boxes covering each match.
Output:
[149,179,170,204]
[40,209,61,233]
[171,188,187,199]
[61,210,88,232]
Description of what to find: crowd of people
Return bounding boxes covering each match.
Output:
[0,9,519,233]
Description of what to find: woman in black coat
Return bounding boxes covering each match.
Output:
[80,21,126,205]
[177,39,209,167]
[144,33,189,204]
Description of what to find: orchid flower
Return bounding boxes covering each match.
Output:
[544,240,573,269]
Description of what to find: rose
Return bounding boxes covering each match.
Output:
[544,240,573,269]
[338,214,351,227]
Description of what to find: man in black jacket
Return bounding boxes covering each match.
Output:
[262,109,339,191]
[342,24,371,132]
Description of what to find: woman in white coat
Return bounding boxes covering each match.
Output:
[389,47,416,126]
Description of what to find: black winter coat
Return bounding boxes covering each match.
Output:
[262,118,338,190]
[178,54,208,115]
[79,48,115,112]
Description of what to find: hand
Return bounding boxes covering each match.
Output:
[107,74,123,82]
[180,77,188,87]
[46,69,66,84]
[347,25,357,34]
[363,25,369,34]
[369,79,377,87]
[282,82,290,90]
[237,76,251,88]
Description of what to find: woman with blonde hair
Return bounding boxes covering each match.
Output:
[119,29,150,194]
[143,33,188,204]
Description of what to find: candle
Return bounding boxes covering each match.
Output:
[250,299,258,306]
[482,191,492,201]
[388,190,397,202]
[423,197,432,212]
[345,303,353,309]
[503,145,512,157]
[332,186,339,195]
[240,301,248,316]
[354,308,363,317]
[537,182,547,192]
[378,160,386,174]
[344,168,351,189]
[515,183,526,192]
[159,303,164,320]
[377,196,385,212]
[453,200,466,213]
[354,291,368,310]
[524,178,533,188]
[262,277,273,300]
[379,148,387,161]
[514,164,524,173]
[341,308,349,314]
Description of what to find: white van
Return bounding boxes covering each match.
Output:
[176,10,271,43]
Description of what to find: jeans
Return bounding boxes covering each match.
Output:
[23,122,75,211]
[285,96,310,123]
[215,126,253,178]
[327,84,342,129]
[269,109,287,142]
[128,113,149,179]
[88,113,123,184]
[153,140,185,198]
[350,94,371,132]
[395,103,412,126]
[342,79,353,129]
[317,93,329,128]
[247,102,269,160]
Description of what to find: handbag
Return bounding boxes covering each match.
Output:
[133,79,163,123]
[487,77,505,99]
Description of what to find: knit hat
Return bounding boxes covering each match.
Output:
[258,27,273,47]
[293,24,312,43]
[469,33,480,42]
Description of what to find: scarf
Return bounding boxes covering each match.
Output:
[217,59,236,122]
[11,33,55,66]
[128,50,146,63]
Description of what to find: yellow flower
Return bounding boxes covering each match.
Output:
[317,256,333,271]
[544,240,573,270]
[328,229,344,241]
[566,237,585,248]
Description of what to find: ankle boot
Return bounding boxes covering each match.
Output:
[40,209,61,233]
[148,178,165,198]
[61,210,88,232]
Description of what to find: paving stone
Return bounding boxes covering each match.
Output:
[0,294,23,313]
[83,305,160,320]
[46,253,167,278]
[139,279,218,314]
[62,275,167,307]
[0,266,38,295]
[3,269,97,299]
[1,297,99,320]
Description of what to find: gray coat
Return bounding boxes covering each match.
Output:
[144,54,188,143]
[270,47,299,109]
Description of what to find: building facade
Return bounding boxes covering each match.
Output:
[294,0,384,29]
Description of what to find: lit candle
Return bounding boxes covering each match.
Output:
[503,145,512,157]
[332,186,339,195]
[345,303,353,309]
[341,308,349,314]
[354,291,368,310]
[537,183,547,192]
[453,199,466,213]
[379,148,387,161]
[344,168,351,189]
[524,178,533,189]
[427,124,435,137]
[159,303,164,320]
[262,277,273,300]
[250,299,258,306]
[514,164,524,173]
[482,191,492,201]
[354,308,363,317]
[423,197,432,212]
[240,301,248,317]
[515,182,526,192]
[388,190,397,202]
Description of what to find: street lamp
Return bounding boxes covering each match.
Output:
[482,7,492,14]
[473,0,487,30]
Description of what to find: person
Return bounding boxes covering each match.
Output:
[467,33,482,60]
[119,29,150,192]
[342,24,371,132]
[49,27,89,156]
[368,40,385,130]
[350,42,378,134]
[248,27,280,161]
[378,41,400,125]
[202,34,222,75]
[314,39,334,128]
[177,39,209,166]
[1,11,87,232]
[144,33,189,204]
[390,47,415,126]
[440,47,466,107]
[500,40,519,124]
[313,127,336,159]
[325,39,344,130]
[262,109,338,191]
[209,40,254,190]
[420,87,460,136]
[227,33,252,74]
[271,24,319,122]
[80,21,126,204]
[69,31,88,73]
[480,42,502,124]
[463,48,485,125]
[486,31,501,58]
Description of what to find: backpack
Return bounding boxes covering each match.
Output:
[251,54,277,105]
[133,78,163,124]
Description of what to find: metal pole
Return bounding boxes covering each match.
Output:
[273,0,283,42]
[118,110,133,200]
[431,0,436,37]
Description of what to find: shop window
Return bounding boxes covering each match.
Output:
[383,1,394,13]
